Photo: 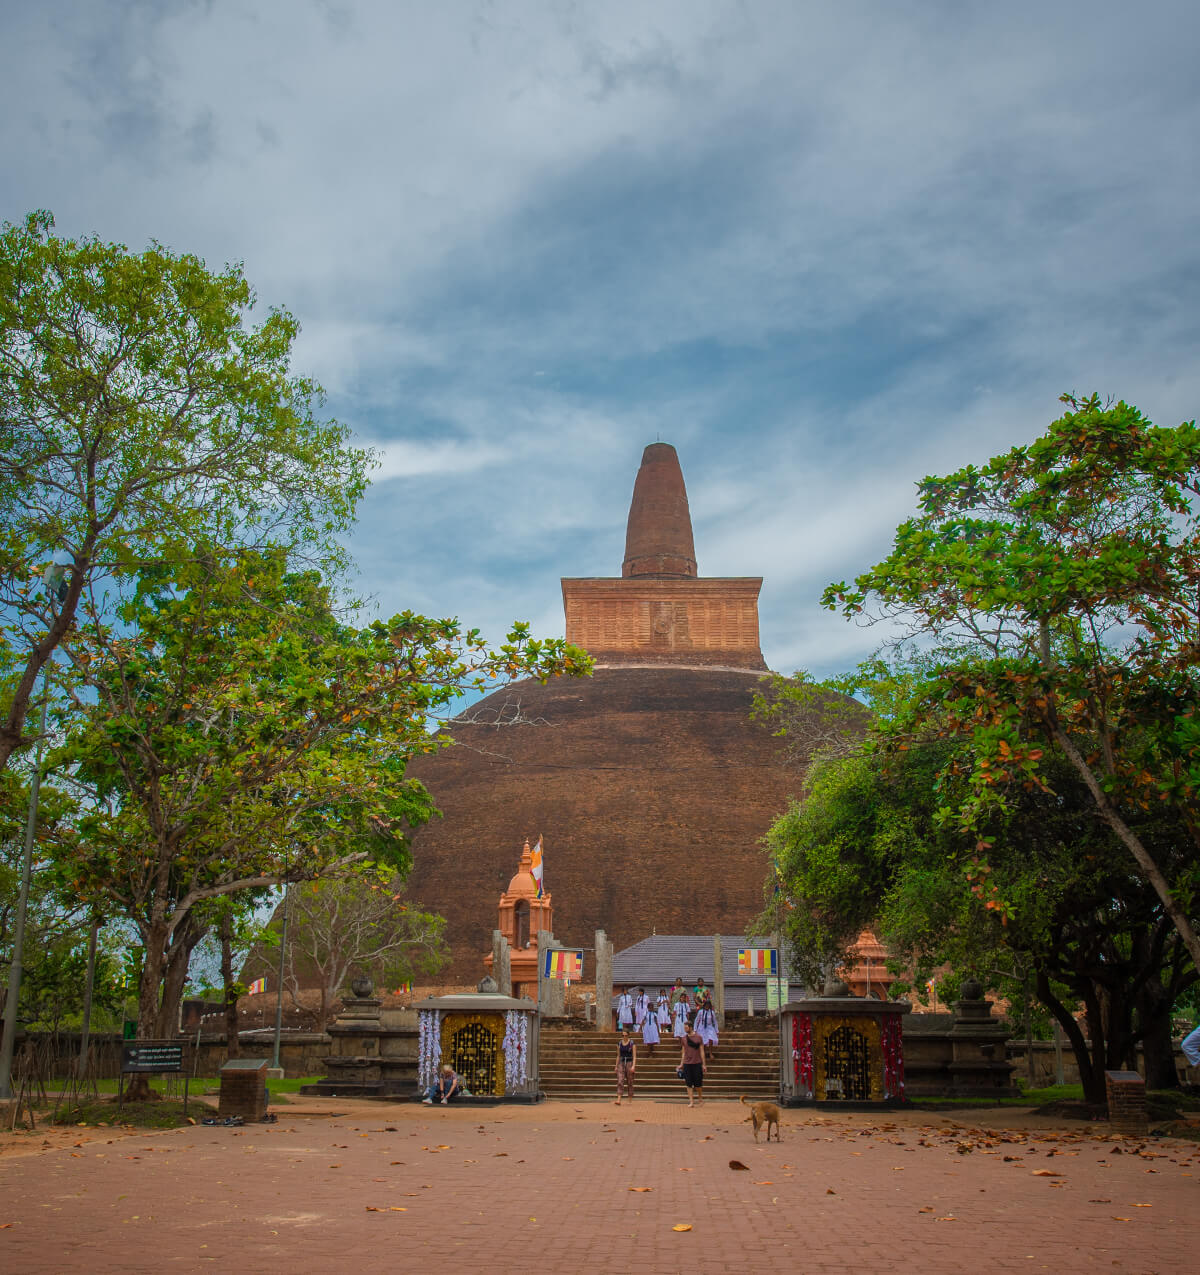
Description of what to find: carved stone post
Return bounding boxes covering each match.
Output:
[713,935,725,1029]
[492,930,512,997]
[537,930,565,1017]
[594,929,613,1032]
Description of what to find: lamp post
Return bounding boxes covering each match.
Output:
[0,667,51,1100]
[271,882,291,1073]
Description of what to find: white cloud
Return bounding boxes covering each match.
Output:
[4,0,1199,683]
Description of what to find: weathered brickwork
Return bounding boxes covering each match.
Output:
[1104,1069,1148,1135]
[561,577,766,669]
[403,442,823,978]
[405,665,801,977]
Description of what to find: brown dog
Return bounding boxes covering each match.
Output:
[740,1094,781,1142]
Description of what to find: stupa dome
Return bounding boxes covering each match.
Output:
[403,442,837,976]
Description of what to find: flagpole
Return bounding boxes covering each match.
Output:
[775,881,784,1102]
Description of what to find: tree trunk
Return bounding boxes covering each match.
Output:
[219,912,240,1059]
[1136,978,1180,1090]
[1039,972,1106,1104]
[1052,724,1200,974]
[126,922,170,1101]
[155,916,204,1038]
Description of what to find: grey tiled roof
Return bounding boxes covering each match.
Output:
[611,934,804,1012]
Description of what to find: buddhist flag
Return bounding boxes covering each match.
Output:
[530,836,544,898]
[544,949,583,980]
[246,977,266,995]
[394,981,413,996]
[738,947,778,976]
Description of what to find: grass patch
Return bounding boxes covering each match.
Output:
[267,1076,318,1094]
[908,1084,1086,1108]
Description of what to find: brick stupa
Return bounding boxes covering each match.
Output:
[404,443,817,977]
[561,443,767,670]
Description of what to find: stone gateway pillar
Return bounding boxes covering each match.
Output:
[594,929,613,1033]
[713,935,725,1029]
[537,929,565,1017]
[492,930,512,997]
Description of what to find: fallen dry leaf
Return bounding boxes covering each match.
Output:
[629,1187,653,1193]
[1031,1170,1061,1177]
[729,1160,749,1171]
[826,1188,836,1195]
[672,1225,693,1232]
[752,1181,773,1185]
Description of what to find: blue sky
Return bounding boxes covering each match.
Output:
[5,1,1200,676]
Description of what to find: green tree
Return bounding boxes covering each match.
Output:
[279,874,447,1027]
[53,547,590,1040]
[766,714,1197,1103]
[0,210,370,775]
[823,396,1200,971]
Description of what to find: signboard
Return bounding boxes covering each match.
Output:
[737,947,778,976]
[543,949,584,980]
[121,1042,184,1073]
[766,980,790,1012]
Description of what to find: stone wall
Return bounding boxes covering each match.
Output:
[10,1030,331,1080]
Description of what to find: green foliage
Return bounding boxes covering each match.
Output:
[46,545,586,1035]
[765,654,1198,1102]
[820,395,1200,969]
[0,210,372,772]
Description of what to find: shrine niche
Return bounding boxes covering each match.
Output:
[413,990,540,1102]
[443,1012,505,1096]
[782,987,908,1106]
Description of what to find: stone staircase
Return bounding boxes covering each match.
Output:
[538,1019,782,1100]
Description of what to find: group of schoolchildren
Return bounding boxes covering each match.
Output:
[614,976,719,1053]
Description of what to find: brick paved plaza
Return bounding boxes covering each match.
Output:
[1,1098,1196,1273]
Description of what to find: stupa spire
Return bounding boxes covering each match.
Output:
[622,442,697,578]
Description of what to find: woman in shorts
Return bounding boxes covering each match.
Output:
[678,1026,707,1107]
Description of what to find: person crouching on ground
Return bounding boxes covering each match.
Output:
[679,1026,706,1108]
[424,1064,461,1105]
[614,1029,636,1105]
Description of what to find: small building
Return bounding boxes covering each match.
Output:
[781,986,909,1105]
[413,989,539,1100]
[612,934,800,1017]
